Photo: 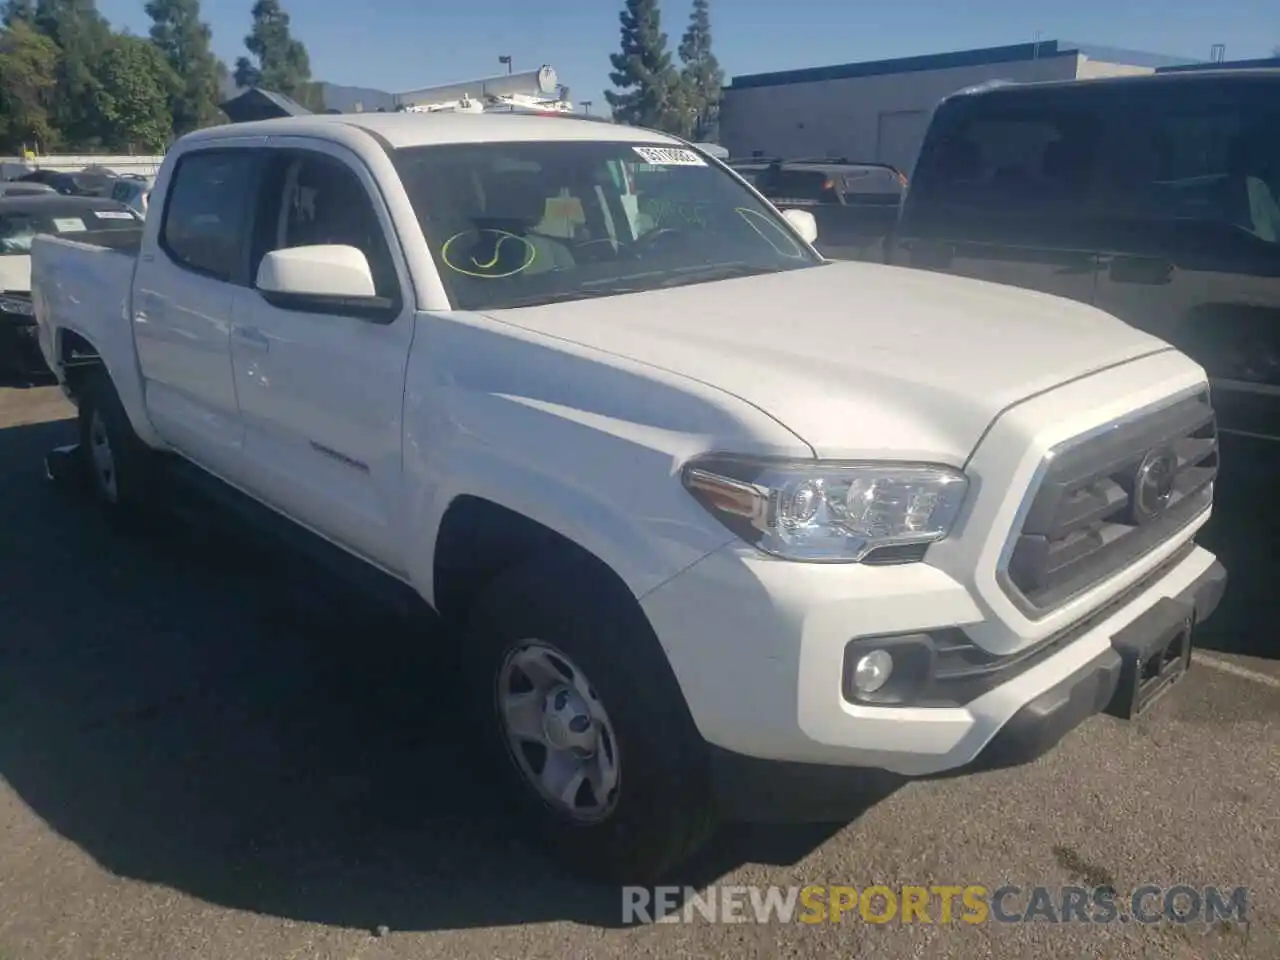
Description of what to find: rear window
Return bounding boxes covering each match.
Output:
[762,169,831,201]
[0,205,141,253]
[837,166,906,197]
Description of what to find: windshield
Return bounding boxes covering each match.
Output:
[393,139,822,310]
[0,205,140,254]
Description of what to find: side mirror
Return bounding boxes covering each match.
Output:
[781,208,818,245]
[257,244,376,298]
[255,244,396,320]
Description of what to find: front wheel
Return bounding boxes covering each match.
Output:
[462,556,718,884]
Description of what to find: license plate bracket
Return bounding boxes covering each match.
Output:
[1106,597,1195,720]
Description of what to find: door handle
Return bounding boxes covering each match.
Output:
[1105,256,1173,286]
[233,326,270,351]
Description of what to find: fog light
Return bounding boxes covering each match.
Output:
[853,650,894,694]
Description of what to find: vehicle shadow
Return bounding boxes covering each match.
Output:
[0,368,56,389]
[0,417,859,933]
[1192,433,1280,660]
[0,417,1270,934]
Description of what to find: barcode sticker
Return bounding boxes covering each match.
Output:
[51,218,86,233]
[632,146,706,166]
[94,210,137,220]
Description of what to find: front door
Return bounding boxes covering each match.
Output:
[229,141,414,574]
[132,144,260,478]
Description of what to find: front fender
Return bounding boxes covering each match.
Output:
[402,392,739,606]
[399,312,813,605]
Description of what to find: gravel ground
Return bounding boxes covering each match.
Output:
[0,382,1277,960]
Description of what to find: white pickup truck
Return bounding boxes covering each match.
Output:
[32,112,1226,883]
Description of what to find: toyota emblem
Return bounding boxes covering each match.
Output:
[1133,448,1177,521]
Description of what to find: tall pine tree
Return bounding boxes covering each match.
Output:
[233,0,317,107]
[146,0,224,134]
[605,0,683,132]
[677,0,722,141]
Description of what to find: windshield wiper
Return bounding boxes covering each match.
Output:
[653,262,784,288]
[490,288,640,309]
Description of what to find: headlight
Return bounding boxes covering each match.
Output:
[681,455,968,563]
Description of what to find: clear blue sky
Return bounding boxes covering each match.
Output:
[97,0,1278,107]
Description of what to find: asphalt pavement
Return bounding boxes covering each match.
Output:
[0,382,1277,960]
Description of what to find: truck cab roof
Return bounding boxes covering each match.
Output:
[181,112,684,151]
[943,66,1280,104]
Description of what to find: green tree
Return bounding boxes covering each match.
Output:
[677,0,722,141]
[0,20,60,151]
[94,32,176,151]
[605,0,683,132]
[145,0,223,133]
[233,0,315,105]
[32,0,113,147]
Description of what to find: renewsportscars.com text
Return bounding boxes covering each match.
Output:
[622,884,1250,925]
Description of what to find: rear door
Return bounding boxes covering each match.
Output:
[893,88,1107,306]
[132,144,260,478]
[1090,75,1280,437]
[229,140,415,573]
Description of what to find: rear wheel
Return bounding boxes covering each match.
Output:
[462,555,718,884]
[76,370,159,525]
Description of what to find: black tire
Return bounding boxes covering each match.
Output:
[77,369,160,525]
[462,553,718,885]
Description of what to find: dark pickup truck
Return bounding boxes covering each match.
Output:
[730,157,906,262]
[888,68,1280,439]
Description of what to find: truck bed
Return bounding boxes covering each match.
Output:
[56,226,145,255]
[31,231,141,376]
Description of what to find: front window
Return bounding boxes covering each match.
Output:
[393,139,822,310]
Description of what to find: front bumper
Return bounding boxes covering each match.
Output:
[705,556,1226,821]
[641,520,1222,770]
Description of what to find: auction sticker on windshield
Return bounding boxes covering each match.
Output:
[51,218,86,233]
[633,146,706,166]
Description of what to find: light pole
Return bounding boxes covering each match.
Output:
[581,100,593,116]
[499,55,512,75]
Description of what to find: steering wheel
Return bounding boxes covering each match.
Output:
[565,236,619,264]
[627,227,691,258]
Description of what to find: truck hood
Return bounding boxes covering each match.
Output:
[482,261,1172,462]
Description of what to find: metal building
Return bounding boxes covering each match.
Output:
[719,40,1194,176]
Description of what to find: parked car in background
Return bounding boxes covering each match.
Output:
[730,157,907,261]
[14,170,86,195]
[109,175,154,217]
[32,111,1224,882]
[890,68,1280,439]
[0,195,141,378]
[74,164,120,197]
[0,182,58,198]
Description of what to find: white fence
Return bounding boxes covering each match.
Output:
[0,154,165,179]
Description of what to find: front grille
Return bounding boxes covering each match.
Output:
[1001,390,1217,617]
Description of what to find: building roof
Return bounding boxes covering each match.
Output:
[1157,55,1280,73]
[219,87,313,123]
[183,111,678,150]
[728,39,1198,91]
